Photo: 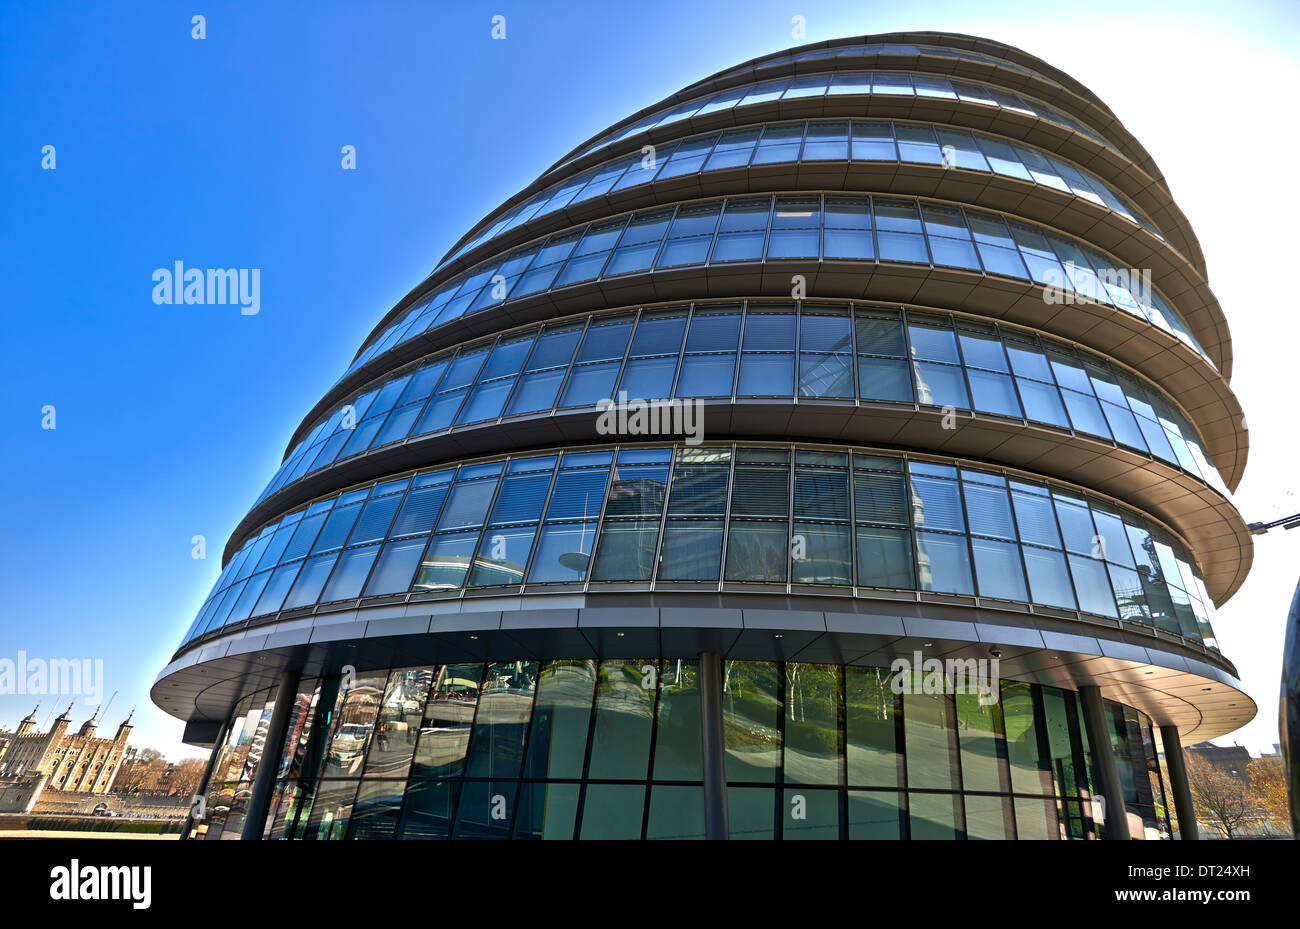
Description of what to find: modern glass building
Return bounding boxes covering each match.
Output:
[154,32,1253,840]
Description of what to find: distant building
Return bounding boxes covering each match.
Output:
[0,703,133,794]
[1186,742,1253,780]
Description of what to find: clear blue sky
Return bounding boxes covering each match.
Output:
[2,0,1298,760]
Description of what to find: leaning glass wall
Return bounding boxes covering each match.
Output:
[189,662,1175,840]
[184,443,1221,652]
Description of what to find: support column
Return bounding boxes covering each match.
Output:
[1078,685,1131,840]
[1159,724,1198,841]
[180,716,229,841]
[698,651,729,840]
[241,669,301,840]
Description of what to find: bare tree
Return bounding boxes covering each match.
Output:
[1186,755,1253,838]
[169,758,207,798]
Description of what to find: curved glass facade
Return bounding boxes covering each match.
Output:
[160,32,1250,842]
[186,442,1219,650]
[196,662,1176,841]
[260,305,1225,511]
[351,194,1206,384]
[441,118,1161,271]
[546,69,1116,180]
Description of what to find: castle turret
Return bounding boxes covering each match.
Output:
[14,703,40,737]
[77,705,101,738]
[49,701,74,741]
[114,709,134,744]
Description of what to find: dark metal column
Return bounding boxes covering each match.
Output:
[1079,685,1131,840]
[180,716,228,841]
[1159,724,1198,840]
[698,651,729,840]
[241,669,301,840]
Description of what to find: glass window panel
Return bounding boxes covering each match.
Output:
[726,522,788,583]
[802,121,850,159]
[961,475,1016,540]
[903,692,959,790]
[856,526,915,589]
[310,503,362,554]
[783,788,840,839]
[513,781,580,840]
[452,780,519,839]
[590,519,660,582]
[301,779,358,840]
[347,494,401,546]
[251,562,301,617]
[956,692,1004,793]
[1002,681,1051,794]
[912,362,968,408]
[558,361,622,407]
[1050,495,1096,556]
[527,521,597,583]
[727,786,775,839]
[363,537,427,596]
[723,661,782,783]
[658,520,722,580]
[617,355,679,400]
[783,663,842,786]
[463,661,537,780]
[412,531,477,590]
[916,531,974,595]
[846,667,900,788]
[389,479,450,537]
[522,660,596,780]
[752,124,804,164]
[578,784,645,839]
[965,368,1021,417]
[791,522,851,586]
[848,790,903,839]
[1010,483,1062,547]
[467,524,536,587]
[1022,545,1077,609]
[653,658,702,780]
[436,473,501,531]
[964,795,1012,840]
[408,664,482,778]
[909,474,965,532]
[1014,797,1058,840]
[970,536,1027,601]
[319,544,379,602]
[281,553,337,609]
[646,785,706,840]
[854,463,908,526]
[396,779,459,839]
[586,659,657,780]
[362,669,432,780]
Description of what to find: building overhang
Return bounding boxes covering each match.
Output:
[152,592,1255,745]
